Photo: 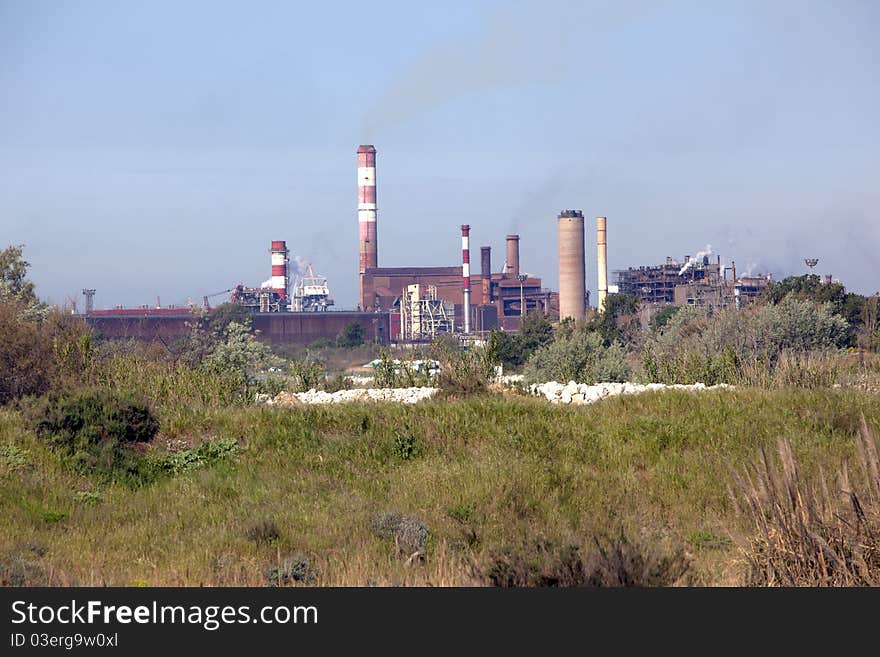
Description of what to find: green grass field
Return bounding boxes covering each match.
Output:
[2,388,878,586]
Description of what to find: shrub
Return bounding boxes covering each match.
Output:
[370,512,430,560]
[642,297,849,385]
[730,417,880,586]
[24,388,159,483]
[432,341,496,398]
[265,555,318,586]
[0,304,92,404]
[481,534,688,587]
[392,432,421,461]
[337,321,365,348]
[289,359,325,392]
[524,329,630,384]
[246,519,281,545]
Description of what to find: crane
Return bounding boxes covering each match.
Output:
[202,288,234,310]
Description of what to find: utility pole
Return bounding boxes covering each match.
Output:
[517,273,527,319]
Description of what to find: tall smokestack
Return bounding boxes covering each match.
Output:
[506,234,520,278]
[596,216,608,313]
[462,225,471,334]
[357,145,378,310]
[480,246,491,304]
[270,240,289,300]
[558,210,585,322]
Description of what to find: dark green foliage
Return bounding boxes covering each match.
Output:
[24,389,159,484]
[761,275,846,309]
[491,312,555,370]
[392,432,421,461]
[590,293,641,346]
[209,302,252,335]
[336,320,365,348]
[650,306,680,332]
[149,438,239,476]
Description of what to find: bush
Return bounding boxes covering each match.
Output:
[481,534,688,587]
[289,359,325,392]
[246,519,282,545]
[24,389,159,483]
[265,555,318,586]
[642,297,849,385]
[337,321,365,348]
[524,329,630,384]
[0,304,92,405]
[432,339,496,398]
[491,312,555,370]
[370,512,430,559]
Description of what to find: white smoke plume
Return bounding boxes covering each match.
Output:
[290,255,311,278]
[679,244,713,276]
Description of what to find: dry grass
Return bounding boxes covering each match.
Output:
[730,415,880,586]
[3,389,880,586]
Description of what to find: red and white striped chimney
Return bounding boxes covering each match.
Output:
[270,240,288,300]
[461,225,471,335]
[358,145,378,310]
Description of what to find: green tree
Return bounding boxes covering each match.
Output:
[0,244,38,307]
[491,312,555,370]
[209,302,252,336]
[337,320,365,348]
[590,293,641,346]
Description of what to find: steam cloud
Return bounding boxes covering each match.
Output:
[679,244,713,276]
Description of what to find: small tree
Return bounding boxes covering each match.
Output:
[337,320,365,348]
[0,245,38,308]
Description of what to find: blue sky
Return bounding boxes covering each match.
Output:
[2,0,878,309]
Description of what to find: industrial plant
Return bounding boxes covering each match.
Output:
[83,144,797,345]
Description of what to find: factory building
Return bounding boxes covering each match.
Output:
[356,145,557,333]
[615,255,771,311]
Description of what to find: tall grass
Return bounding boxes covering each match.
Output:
[3,389,879,586]
[91,353,248,409]
[730,415,880,586]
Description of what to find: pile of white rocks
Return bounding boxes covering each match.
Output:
[530,381,733,405]
[262,387,439,406]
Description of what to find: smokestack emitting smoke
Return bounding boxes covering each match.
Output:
[596,217,608,313]
[461,225,471,334]
[506,234,520,278]
[270,240,289,299]
[558,210,585,322]
[358,145,378,310]
[679,245,713,275]
[481,246,491,305]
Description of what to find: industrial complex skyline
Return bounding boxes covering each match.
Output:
[2,1,878,309]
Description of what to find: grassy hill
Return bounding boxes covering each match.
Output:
[3,388,878,586]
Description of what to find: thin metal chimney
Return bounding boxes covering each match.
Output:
[480,246,491,304]
[596,216,608,313]
[461,225,471,334]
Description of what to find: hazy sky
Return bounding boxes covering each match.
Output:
[2,0,878,310]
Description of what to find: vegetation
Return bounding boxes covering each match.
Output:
[523,329,629,384]
[4,243,880,587]
[2,389,879,585]
[337,320,365,348]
